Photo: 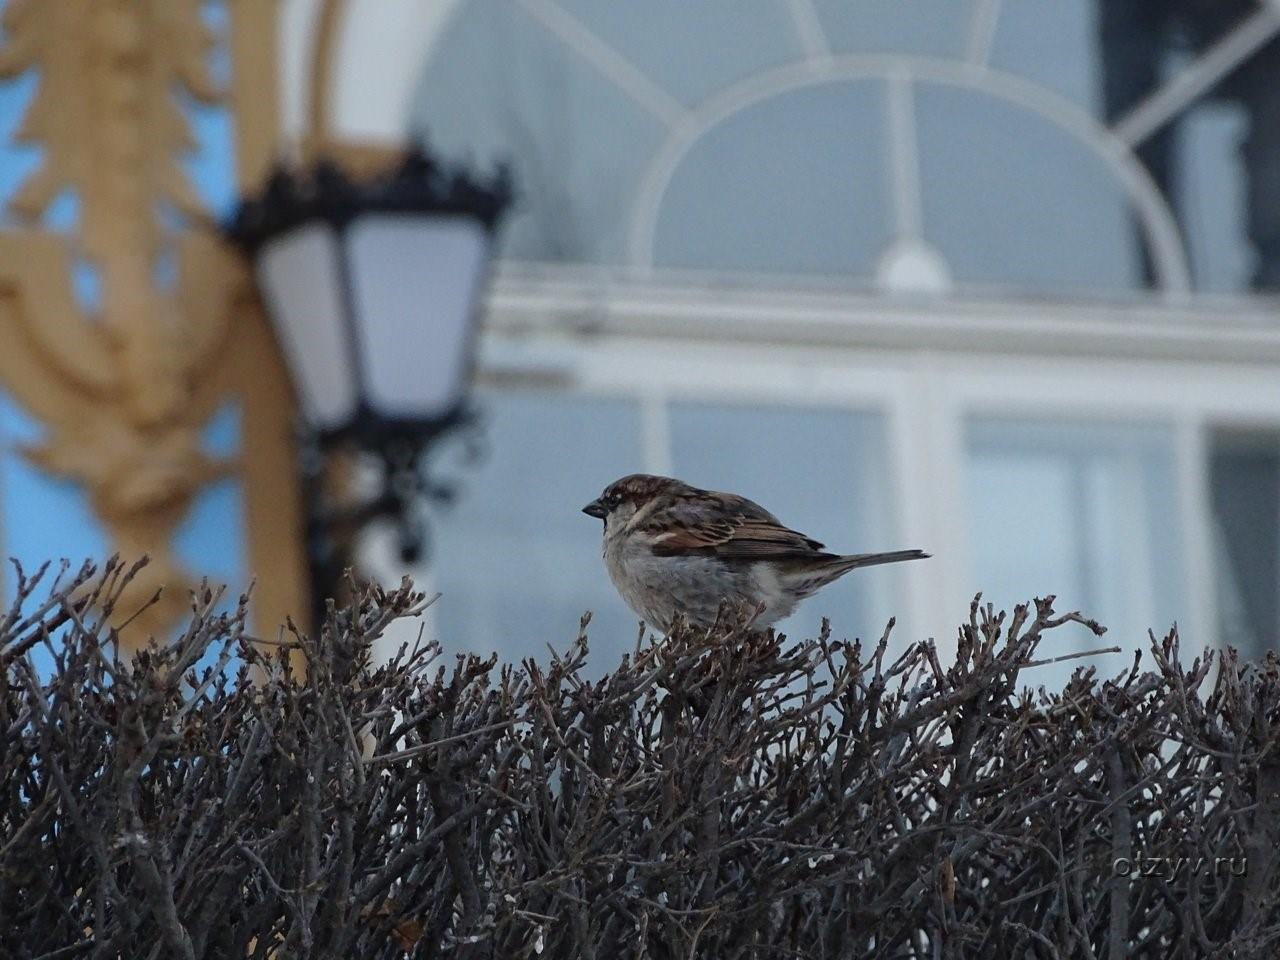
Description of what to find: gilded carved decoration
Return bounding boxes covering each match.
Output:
[0,0,252,642]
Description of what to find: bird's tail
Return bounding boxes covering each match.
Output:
[788,549,930,598]
[831,549,930,573]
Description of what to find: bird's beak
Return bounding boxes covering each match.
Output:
[582,498,607,519]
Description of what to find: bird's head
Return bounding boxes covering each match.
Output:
[583,474,687,532]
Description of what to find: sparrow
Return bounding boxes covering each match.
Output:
[583,474,929,632]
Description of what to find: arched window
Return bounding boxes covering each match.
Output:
[402,0,1248,297]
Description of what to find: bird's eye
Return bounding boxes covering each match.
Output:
[606,492,622,507]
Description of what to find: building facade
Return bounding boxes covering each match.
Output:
[2,1,1279,688]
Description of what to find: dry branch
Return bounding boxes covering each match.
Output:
[1,558,1278,958]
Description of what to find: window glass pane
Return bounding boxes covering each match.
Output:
[967,418,1185,693]
[811,0,976,58]
[409,2,666,264]
[654,82,891,276]
[1209,430,1280,655]
[668,401,896,643]
[1180,105,1253,293]
[988,0,1098,112]
[423,389,645,672]
[553,0,800,106]
[916,82,1142,295]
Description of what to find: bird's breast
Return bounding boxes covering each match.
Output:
[602,535,767,629]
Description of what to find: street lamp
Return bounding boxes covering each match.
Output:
[227,146,513,629]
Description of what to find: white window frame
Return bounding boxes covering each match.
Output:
[480,264,1280,661]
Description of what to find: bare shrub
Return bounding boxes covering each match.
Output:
[2,557,1278,958]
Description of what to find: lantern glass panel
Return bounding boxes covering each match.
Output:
[346,214,489,422]
[256,223,358,431]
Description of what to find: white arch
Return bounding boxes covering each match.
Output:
[328,0,466,143]
[626,55,1191,297]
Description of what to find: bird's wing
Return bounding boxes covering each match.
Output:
[645,492,827,560]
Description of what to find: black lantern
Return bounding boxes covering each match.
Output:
[227,146,512,627]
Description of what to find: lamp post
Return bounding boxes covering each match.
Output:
[227,147,512,630]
